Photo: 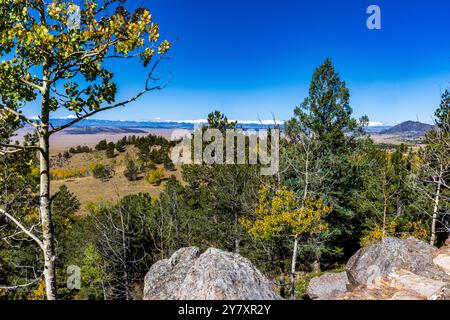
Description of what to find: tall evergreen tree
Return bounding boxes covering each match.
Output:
[283,58,369,265]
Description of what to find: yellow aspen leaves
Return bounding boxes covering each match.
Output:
[158,40,171,55]
[241,185,331,241]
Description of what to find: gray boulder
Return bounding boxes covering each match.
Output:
[143,247,281,300]
[307,272,350,300]
[307,237,450,300]
[346,237,449,288]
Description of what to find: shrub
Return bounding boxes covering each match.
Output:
[95,139,108,151]
[146,167,165,185]
[50,167,90,180]
[90,163,111,180]
[69,145,92,154]
[149,149,164,164]
[163,156,175,171]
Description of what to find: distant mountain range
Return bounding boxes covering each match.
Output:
[47,118,278,131]
[380,121,434,135]
[64,126,148,135]
[27,119,433,138]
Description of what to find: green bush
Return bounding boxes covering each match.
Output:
[90,163,110,180]
[95,139,108,151]
[146,167,165,185]
[69,145,92,154]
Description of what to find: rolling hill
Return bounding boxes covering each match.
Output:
[380,121,434,135]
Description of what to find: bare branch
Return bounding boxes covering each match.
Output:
[0,143,44,155]
[0,276,42,291]
[0,208,44,251]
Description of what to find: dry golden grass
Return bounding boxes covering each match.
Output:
[50,146,183,215]
[369,133,425,147]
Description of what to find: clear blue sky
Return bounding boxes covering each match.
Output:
[48,0,450,124]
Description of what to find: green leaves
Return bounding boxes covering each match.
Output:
[0,61,37,123]
[434,89,450,129]
[1,0,171,120]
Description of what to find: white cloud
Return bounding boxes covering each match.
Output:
[367,121,384,127]
[232,119,282,125]
[158,119,282,125]
[55,114,77,119]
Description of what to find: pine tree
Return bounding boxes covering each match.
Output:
[106,142,115,158]
[95,140,108,151]
[283,58,369,262]
[124,160,138,181]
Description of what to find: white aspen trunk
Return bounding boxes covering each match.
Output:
[37,49,57,300]
[39,128,57,300]
[430,169,443,246]
[290,236,299,299]
[289,148,310,299]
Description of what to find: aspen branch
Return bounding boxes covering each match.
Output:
[0,143,44,155]
[19,78,44,92]
[0,106,40,128]
[0,208,44,251]
[0,276,42,290]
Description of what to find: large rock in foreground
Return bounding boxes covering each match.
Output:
[307,237,450,300]
[346,237,448,288]
[143,247,280,300]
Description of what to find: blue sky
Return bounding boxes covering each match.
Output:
[46,0,450,124]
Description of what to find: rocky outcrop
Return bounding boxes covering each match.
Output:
[307,237,450,300]
[433,246,450,275]
[346,237,448,288]
[306,272,349,300]
[143,247,281,300]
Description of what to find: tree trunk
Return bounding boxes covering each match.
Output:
[172,194,180,249]
[37,53,57,300]
[290,236,298,299]
[39,129,57,300]
[430,172,442,246]
[279,271,286,298]
[233,212,240,254]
